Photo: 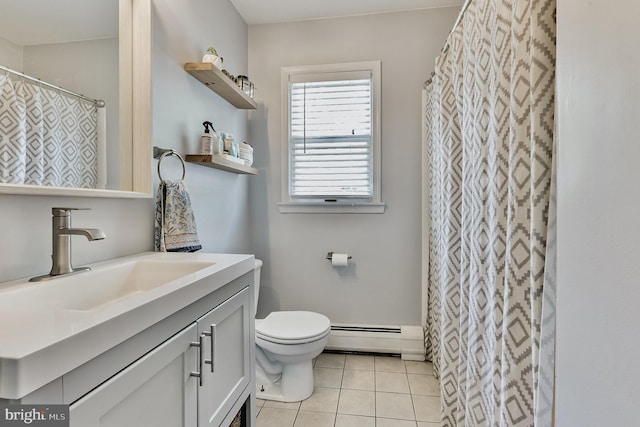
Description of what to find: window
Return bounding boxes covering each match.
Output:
[279,62,384,214]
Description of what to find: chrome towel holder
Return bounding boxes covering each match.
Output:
[153,146,186,182]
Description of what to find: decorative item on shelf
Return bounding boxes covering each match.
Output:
[221,132,239,158]
[247,81,254,99]
[230,140,239,157]
[200,121,218,155]
[239,142,253,166]
[236,75,248,89]
[236,75,255,98]
[216,153,245,165]
[221,69,235,82]
[202,46,223,69]
[183,63,257,109]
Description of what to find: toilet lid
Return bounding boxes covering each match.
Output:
[256,311,330,342]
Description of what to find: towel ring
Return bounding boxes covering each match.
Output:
[155,148,186,182]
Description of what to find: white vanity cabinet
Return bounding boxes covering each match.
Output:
[196,287,252,427]
[69,324,198,427]
[1,259,256,427]
[68,287,252,427]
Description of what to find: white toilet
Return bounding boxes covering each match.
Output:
[253,259,331,402]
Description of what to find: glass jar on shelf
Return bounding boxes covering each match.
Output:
[236,75,254,98]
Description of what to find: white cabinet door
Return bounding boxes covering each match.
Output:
[69,324,198,427]
[197,287,251,427]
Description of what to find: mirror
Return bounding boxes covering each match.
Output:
[0,0,151,196]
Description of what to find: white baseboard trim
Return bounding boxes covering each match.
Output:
[325,324,425,361]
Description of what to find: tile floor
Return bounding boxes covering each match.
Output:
[255,353,441,427]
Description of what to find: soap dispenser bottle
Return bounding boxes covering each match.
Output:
[200,121,215,155]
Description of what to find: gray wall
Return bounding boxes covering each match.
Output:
[0,0,251,283]
[0,195,152,283]
[248,8,458,324]
[556,0,640,424]
[0,37,22,69]
[151,0,251,254]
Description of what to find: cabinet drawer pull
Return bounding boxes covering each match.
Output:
[211,324,217,372]
[203,324,217,373]
[190,334,205,387]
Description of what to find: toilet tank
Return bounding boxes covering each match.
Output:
[254,259,263,314]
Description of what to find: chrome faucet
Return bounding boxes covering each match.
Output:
[30,207,106,282]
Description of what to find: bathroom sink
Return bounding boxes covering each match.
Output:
[61,259,215,311]
[0,257,215,314]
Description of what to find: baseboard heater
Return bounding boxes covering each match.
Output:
[325,324,425,361]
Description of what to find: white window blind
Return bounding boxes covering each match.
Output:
[288,73,373,200]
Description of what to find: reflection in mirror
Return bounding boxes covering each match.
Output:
[0,0,121,191]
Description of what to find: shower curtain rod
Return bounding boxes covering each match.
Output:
[451,0,473,36]
[0,64,105,107]
[424,0,473,86]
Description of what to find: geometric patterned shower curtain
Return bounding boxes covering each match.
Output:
[423,0,556,425]
[0,72,99,188]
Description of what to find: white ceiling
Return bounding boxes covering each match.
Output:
[230,0,464,25]
[0,0,117,46]
[0,0,464,47]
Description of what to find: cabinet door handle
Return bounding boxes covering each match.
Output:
[203,324,217,373]
[190,334,205,387]
[210,324,217,373]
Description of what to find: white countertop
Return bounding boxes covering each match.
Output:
[0,252,254,399]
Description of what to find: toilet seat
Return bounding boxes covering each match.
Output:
[256,311,331,345]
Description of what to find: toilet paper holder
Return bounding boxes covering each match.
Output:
[326,252,352,261]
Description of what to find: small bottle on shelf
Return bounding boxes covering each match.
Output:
[200,121,215,154]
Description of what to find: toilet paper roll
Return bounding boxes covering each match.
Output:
[331,253,349,267]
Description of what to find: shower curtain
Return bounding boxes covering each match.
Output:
[0,72,101,188]
[423,0,556,425]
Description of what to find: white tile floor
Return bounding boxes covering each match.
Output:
[255,353,441,427]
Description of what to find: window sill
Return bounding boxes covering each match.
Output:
[277,201,386,214]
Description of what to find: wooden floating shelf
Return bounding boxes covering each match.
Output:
[185,154,258,175]
[184,62,257,109]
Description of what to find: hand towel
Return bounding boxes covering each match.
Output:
[154,179,202,252]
